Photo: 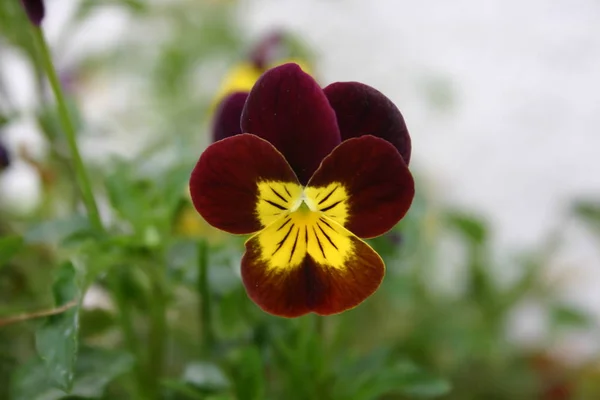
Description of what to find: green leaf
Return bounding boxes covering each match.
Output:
[35,262,81,392]
[336,355,451,400]
[232,346,265,400]
[25,215,92,246]
[11,347,134,400]
[444,211,488,245]
[391,361,451,398]
[574,200,600,236]
[182,362,231,392]
[0,235,24,267]
[550,303,592,329]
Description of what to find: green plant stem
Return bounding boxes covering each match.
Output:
[108,272,145,400]
[197,240,214,355]
[31,26,104,232]
[147,277,167,398]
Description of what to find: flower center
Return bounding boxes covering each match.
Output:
[256,180,349,231]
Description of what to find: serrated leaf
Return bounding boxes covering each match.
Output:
[35,262,80,392]
[11,347,134,400]
[0,235,24,267]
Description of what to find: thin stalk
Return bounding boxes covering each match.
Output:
[108,270,147,400]
[147,276,167,398]
[197,240,214,354]
[31,26,103,232]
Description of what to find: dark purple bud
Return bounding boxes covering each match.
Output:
[386,231,404,246]
[20,0,45,26]
[248,31,284,70]
[0,142,10,171]
[212,92,249,142]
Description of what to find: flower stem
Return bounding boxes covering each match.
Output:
[31,26,104,232]
[197,240,214,354]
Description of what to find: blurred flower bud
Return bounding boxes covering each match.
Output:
[20,0,45,26]
[0,142,10,171]
[249,31,284,70]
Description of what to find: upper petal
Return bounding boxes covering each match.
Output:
[241,63,341,184]
[324,82,412,165]
[212,92,248,142]
[307,135,414,239]
[190,134,299,234]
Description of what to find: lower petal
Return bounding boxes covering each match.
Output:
[241,216,384,317]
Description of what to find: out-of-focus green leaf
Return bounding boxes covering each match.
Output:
[0,234,23,267]
[35,262,80,392]
[161,379,205,400]
[574,201,600,222]
[182,362,231,392]
[25,215,92,246]
[574,200,600,236]
[232,346,265,400]
[445,211,488,245]
[334,352,450,400]
[10,347,134,400]
[79,308,116,338]
[550,303,592,329]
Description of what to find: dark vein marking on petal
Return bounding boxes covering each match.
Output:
[320,200,342,212]
[289,227,299,262]
[276,217,291,231]
[265,199,287,210]
[305,225,309,247]
[318,186,338,205]
[272,224,294,256]
[317,221,338,250]
[270,186,288,203]
[319,217,335,231]
[284,186,291,197]
[313,226,326,259]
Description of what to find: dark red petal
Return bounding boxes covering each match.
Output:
[212,92,248,142]
[308,135,414,239]
[241,63,341,185]
[242,232,384,318]
[324,82,412,165]
[190,134,299,234]
[20,0,45,26]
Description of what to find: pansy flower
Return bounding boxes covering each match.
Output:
[190,63,414,317]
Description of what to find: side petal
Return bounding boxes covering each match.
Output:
[212,92,248,142]
[307,135,414,239]
[324,82,412,165]
[242,213,384,317]
[241,63,341,185]
[190,134,299,234]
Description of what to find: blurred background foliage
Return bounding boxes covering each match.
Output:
[1,1,600,399]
